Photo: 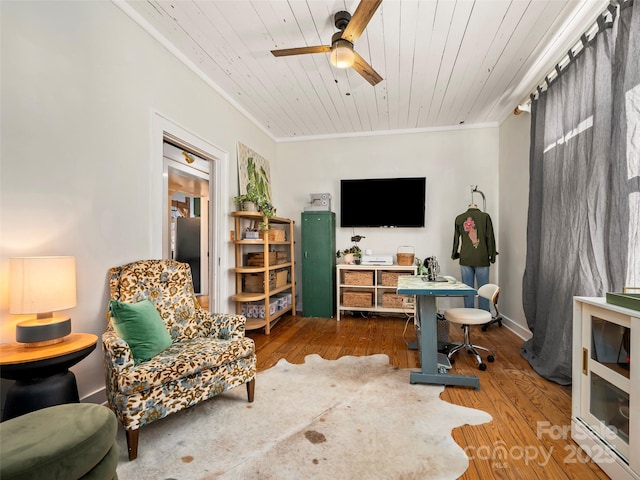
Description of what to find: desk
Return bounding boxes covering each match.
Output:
[0,333,98,420]
[397,276,480,388]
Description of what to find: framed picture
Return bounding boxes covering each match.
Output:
[237,142,272,201]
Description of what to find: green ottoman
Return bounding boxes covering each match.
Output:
[0,403,118,480]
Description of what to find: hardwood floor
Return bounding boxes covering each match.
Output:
[247,313,609,480]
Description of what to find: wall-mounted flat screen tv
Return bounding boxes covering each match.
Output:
[340,177,426,228]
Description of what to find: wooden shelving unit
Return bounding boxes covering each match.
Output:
[231,211,296,334]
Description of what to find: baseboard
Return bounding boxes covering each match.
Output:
[501,315,532,341]
[82,387,107,406]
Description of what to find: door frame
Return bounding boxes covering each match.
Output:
[151,112,228,312]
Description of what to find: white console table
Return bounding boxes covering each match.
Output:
[336,264,417,320]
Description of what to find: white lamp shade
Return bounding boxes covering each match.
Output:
[330,39,355,69]
[9,256,77,315]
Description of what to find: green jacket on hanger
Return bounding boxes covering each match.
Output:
[451,207,497,267]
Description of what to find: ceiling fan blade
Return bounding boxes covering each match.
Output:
[271,45,331,57]
[341,0,382,44]
[352,50,383,86]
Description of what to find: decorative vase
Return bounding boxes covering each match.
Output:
[343,253,355,265]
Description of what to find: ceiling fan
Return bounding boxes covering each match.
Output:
[271,0,383,86]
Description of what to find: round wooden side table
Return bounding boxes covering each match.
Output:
[0,333,98,421]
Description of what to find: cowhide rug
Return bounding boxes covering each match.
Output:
[115,354,491,479]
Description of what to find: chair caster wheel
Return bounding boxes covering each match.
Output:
[481,325,488,332]
[498,321,503,327]
[479,363,487,371]
[487,355,495,362]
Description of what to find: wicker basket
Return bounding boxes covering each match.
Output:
[343,291,373,308]
[381,293,406,309]
[343,270,374,286]
[246,252,277,267]
[380,271,412,287]
[275,251,288,264]
[259,229,286,241]
[396,246,415,266]
[275,269,288,287]
[243,271,276,293]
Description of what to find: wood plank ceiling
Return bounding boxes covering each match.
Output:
[122,0,608,140]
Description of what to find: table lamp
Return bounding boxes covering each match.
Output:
[9,256,77,347]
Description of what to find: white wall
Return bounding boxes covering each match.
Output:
[0,1,275,401]
[498,112,532,337]
[275,127,500,311]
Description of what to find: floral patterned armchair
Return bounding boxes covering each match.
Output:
[102,260,256,460]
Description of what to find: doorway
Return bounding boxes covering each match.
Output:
[152,113,229,314]
[164,142,209,303]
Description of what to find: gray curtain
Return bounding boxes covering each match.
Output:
[610,0,640,288]
[522,0,639,385]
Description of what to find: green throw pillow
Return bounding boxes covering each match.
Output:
[109,299,172,363]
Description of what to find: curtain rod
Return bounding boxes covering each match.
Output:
[514,0,626,115]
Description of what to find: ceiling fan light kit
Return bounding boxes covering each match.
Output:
[330,36,355,69]
[270,0,383,86]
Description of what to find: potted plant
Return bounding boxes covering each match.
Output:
[234,186,277,232]
[336,245,362,265]
[256,199,276,231]
[336,235,365,264]
[234,182,261,212]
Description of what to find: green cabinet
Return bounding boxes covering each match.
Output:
[301,212,336,317]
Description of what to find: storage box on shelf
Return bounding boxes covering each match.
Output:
[336,264,417,320]
[259,229,286,242]
[246,252,276,266]
[343,291,373,308]
[243,270,286,293]
[344,270,374,285]
[243,272,272,293]
[242,299,279,318]
[381,293,405,309]
[275,269,288,287]
[380,271,412,287]
[245,251,288,267]
[231,212,296,334]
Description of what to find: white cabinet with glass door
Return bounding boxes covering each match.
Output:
[572,297,639,480]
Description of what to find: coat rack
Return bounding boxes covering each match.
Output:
[470,185,486,211]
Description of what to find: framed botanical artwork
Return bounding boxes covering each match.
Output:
[237,142,272,201]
